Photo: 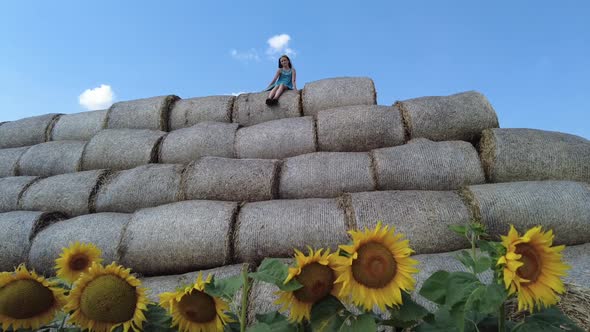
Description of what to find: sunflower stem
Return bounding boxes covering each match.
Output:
[240,263,250,332]
[498,302,505,332]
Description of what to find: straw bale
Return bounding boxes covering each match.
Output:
[119,200,238,276]
[159,122,238,164]
[479,128,590,183]
[395,91,498,142]
[0,176,38,212]
[0,113,60,149]
[183,157,279,202]
[234,198,349,263]
[17,140,86,177]
[233,90,301,127]
[317,105,405,152]
[279,152,374,199]
[0,211,66,271]
[0,146,30,177]
[302,77,376,116]
[19,170,108,217]
[467,181,590,245]
[169,95,234,130]
[106,95,179,131]
[81,128,166,171]
[50,109,108,141]
[562,243,590,287]
[235,117,316,160]
[373,139,485,190]
[350,190,471,254]
[247,281,282,323]
[28,212,131,276]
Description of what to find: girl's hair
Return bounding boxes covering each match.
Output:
[278,55,293,69]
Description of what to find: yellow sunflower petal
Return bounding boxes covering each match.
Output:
[55,242,103,284]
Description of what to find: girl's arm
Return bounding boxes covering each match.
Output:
[268,69,280,87]
[292,68,297,90]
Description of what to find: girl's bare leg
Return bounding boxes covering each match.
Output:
[268,85,279,99]
[273,84,286,99]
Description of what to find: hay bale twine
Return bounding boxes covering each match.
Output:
[235,117,316,160]
[0,211,66,271]
[0,146,30,177]
[50,109,108,141]
[279,152,375,199]
[235,198,349,264]
[27,212,131,276]
[0,113,61,149]
[480,128,590,183]
[466,181,590,245]
[233,91,301,127]
[119,200,238,276]
[302,77,376,117]
[169,95,234,130]
[81,128,166,171]
[106,95,179,131]
[159,122,238,164]
[17,141,86,177]
[0,176,38,212]
[183,157,279,202]
[19,170,108,217]
[317,105,405,152]
[95,164,183,213]
[373,139,485,191]
[395,91,498,142]
[350,190,471,254]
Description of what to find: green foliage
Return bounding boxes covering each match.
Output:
[204,274,244,301]
[248,258,302,291]
[381,291,429,328]
[141,303,177,332]
[246,311,301,332]
[511,308,584,332]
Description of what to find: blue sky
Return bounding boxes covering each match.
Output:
[1,1,589,139]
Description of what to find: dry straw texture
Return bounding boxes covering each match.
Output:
[235,117,316,160]
[373,139,485,190]
[119,200,238,276]
[159,122,238,164]
[0,176,38,212]
[0,113,60,149]
[106,95,179,131]
[302,77,376,116]
[479,128,590,183]
[169,95,234,130]
[0,146,30,177]
[317,105,405,152]
[50,109,108,141]
[279,152,375,199]
[233,90,301,127]
[17,140,86,177]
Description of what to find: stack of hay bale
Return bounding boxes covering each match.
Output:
[1,77,589,321]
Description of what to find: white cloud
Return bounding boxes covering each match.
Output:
[79,84,114,110]
[230,49,260,62]
[230,91,245,96]
[266,34,296,58]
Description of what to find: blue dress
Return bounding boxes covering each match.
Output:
[266,69,293,90]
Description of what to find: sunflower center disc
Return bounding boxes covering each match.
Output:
[178,290,217,323]
[80,275,137,323]
[515,243,542,282]
[0,279,55,319]
[352,242,397,288]
[69,254,90,271]
[293,262,335,303]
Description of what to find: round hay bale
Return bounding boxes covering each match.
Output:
[27,212,131,276]
[159,122,238,164]
[350,190,471,254]
[317,105,405,152]
[562,243,590,288]
[373,139,485,191]
[17,140,86,177]
[302,77,376,117]
[95,164,183,213]
[466,181,590,245]
[81,128,166,171]
[0,146,30,177]
[169,95,234,130]
[395,91,498,142]
[279,152,375,199]
[0,211,66,271]
[234,198,349,264]
[232,90,301,127]
[480,128,590,183]
[247,280,282,323]
[119,200,238,276]
[0,113,61,149]
[50,109,108,141]
[106,95,179,131]
[236,117,316,160]
[183,157,279,202]
[0,176,38,212]
[19,170,108,217]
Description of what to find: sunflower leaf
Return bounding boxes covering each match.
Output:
[456,250,476,271]
[465,283,506,315]
[336,313,377,332]
[248,312,299,332]
[444,272,480,308]
[420,270,451,305]
[449,225,467,236]
[141,303,178,332]
[511,307,584,332]
[249,258,302,291]
[310,295,347,332]
[204,274,243,300]
[383,291,430,327]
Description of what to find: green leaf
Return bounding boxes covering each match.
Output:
[449,225,467,236]
[249,258,303,291]
[467,223,487,237]
[511,307,584,332]
[477,240,504,257]
[415,307,460,332]
[141,303,178,332]
[382,291,430,328]
[444,272,480,308]
[339,313,377,332]
[247,311,299,332]
[204,274,243,300]
[310,295,347,332]
[473,255,492,273]
[465,283,506,315]
[419,271,451,305]
[456,250,476,271]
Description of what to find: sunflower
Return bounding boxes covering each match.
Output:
[55,241,103,283]
[497,225,570,312]
[159,272,232,332]
[0,264,66,330]
[64,262,148,332]
[333,221,419,311]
